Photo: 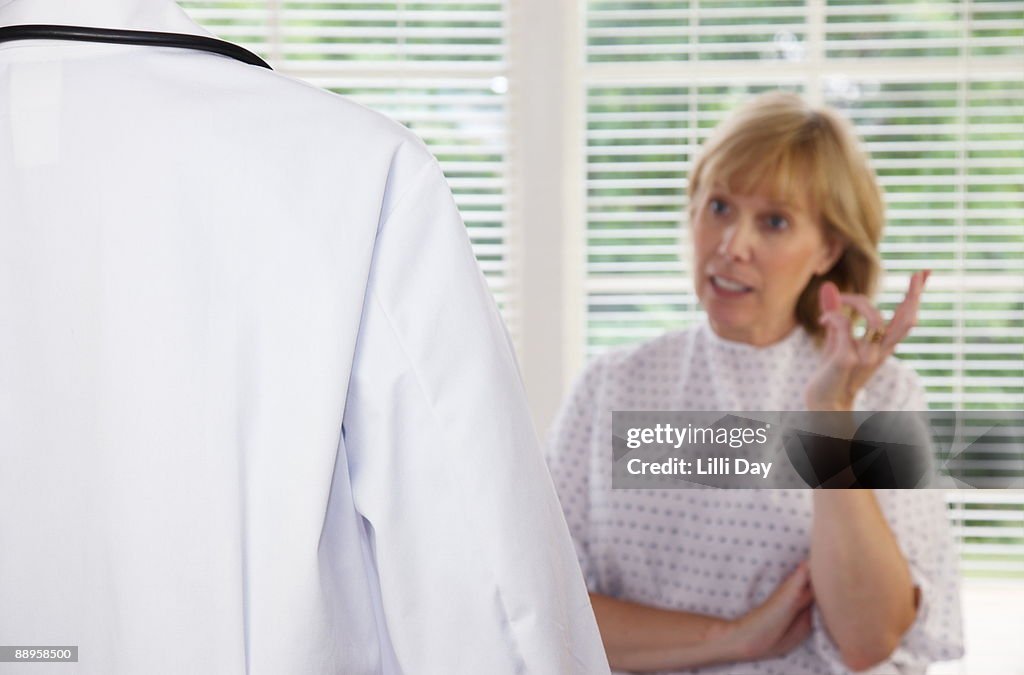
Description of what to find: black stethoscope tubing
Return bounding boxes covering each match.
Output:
[0,24,272,69]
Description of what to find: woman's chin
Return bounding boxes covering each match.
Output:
[705,312,755,339]
[703,298,754,325]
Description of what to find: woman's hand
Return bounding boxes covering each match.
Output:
[590,563,814,671]
[804,271,930,411]
[710,562,815,662]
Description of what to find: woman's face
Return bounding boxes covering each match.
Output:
[691,180,842,346]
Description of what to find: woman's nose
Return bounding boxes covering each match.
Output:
[717,221,755,261]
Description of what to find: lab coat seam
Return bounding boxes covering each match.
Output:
[364,284,447,453]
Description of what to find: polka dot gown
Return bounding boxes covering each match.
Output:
[546,319,964,675]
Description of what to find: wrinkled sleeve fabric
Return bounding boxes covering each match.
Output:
[811,361,965,673]
[545,357,607,591]
[342,144,610,675]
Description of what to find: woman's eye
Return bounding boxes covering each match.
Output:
[765,214,789,230]
[709,198,729,215]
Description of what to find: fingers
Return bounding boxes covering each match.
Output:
[818,284,873,362]
[822,309,838,355]
[738,564,816,660]
[790,606,814,641]
[833,293,886,364]
[782,607,814,645]
[795,584,814,610]
[770,607,815,656]
[820,271,931,361]
[840,294,887,364]
[818,283,843,356]
[837,294,884,331]
[764,562,812,614]
[757,566,816,659]
[819,310,856,361]
[881,270,929,353]
[818,281,842,314]
[783,560,809,591]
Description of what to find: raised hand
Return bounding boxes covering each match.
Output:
[804,271,930,411]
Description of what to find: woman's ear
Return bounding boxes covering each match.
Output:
[816,235,845,276]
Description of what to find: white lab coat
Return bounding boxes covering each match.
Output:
[0,2,610,674]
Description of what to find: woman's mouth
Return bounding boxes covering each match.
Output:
[709,274,754,296]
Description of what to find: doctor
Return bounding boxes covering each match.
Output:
[0,1,609,674]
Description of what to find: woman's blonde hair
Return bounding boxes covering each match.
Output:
[688,91,884,338]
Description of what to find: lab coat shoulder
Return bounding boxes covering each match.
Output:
[302,89,440,226]
[275,69,434,169]
[219,58,420,149]
[195,56,439,224]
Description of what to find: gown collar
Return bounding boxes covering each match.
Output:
[698,315,811,360]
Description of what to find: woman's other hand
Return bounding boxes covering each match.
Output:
[710,562,815,662]
[589,563,813,671]
[804,271,929,411]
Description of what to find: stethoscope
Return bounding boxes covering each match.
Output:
[0,24,272,69]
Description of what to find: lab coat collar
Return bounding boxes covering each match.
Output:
[0,0,213,38]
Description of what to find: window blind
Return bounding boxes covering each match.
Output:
[179,0,514,325]
[583,0,1024,579]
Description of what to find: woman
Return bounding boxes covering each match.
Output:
[547,93,963,674]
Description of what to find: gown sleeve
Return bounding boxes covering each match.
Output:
[545,357,607,591]
[810,360,965,673]
[341,142,610,675]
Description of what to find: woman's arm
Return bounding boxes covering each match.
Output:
[804,273,929,670]
[809,492,918,671]
[592,563,814,672]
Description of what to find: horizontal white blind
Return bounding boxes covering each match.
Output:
[842,78,1024,411]
[825,1,1024,59]
[586,0,1024,62]
[178,1,515,326]
[184,0,505,71]
[948,491,1024,577]
[587,0,810,62]
[582,1,1024,579]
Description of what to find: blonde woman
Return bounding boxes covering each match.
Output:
[547,93,963,674]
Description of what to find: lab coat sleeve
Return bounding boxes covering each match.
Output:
[342,146,611,675]
[811,365,964,673]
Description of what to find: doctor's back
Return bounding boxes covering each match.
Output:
[0,2,609,674]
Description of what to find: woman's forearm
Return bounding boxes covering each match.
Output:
[589,592,735,672]
[810,491,918,671]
